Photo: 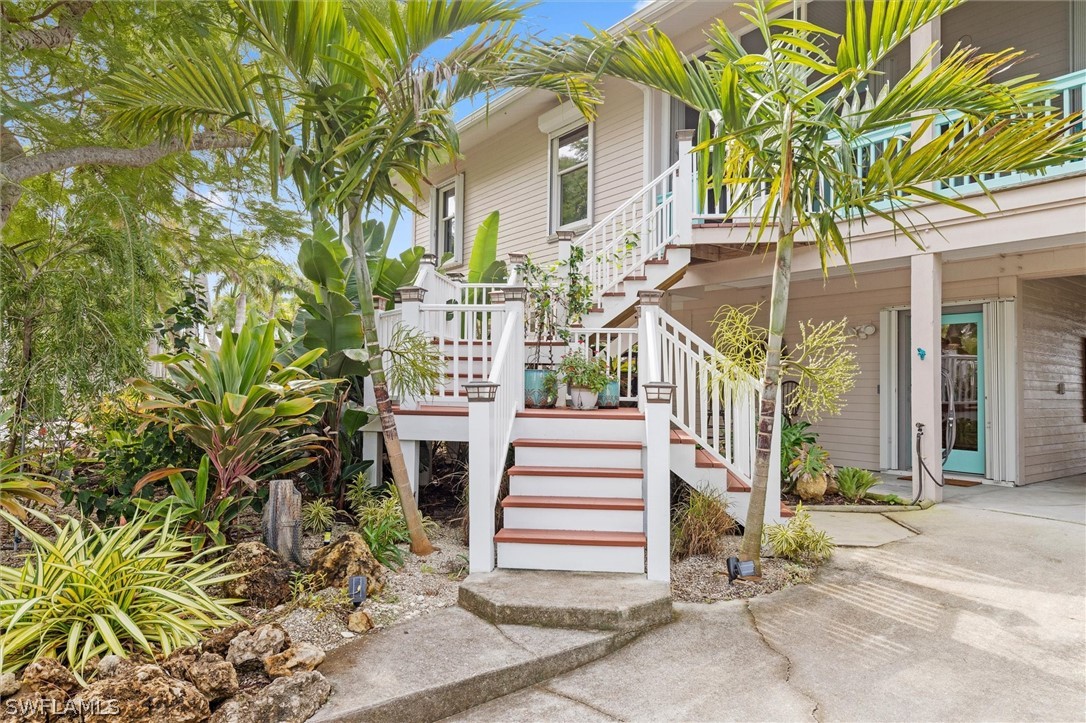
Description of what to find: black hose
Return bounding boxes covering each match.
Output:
[911,422,946,506]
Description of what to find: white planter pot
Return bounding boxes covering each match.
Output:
[569,387,599,410]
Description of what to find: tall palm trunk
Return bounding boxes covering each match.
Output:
[739,121,795,574]
[347,202,433,556]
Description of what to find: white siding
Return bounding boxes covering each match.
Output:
[1019,276,1086,484]
[414,79,644,269]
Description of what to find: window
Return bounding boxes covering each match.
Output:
[430,174,464,262]
[550,125,592,231]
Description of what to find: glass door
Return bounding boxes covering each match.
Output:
[941,313,985,474]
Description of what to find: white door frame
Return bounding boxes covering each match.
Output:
[879,299,1018,484]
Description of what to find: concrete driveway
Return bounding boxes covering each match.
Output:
[450,481,1086,722]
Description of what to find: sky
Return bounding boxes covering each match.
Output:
[380,0,649,256]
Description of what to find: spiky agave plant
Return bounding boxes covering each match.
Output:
[0,509,243,680]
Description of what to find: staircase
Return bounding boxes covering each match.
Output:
[373,134,784,581]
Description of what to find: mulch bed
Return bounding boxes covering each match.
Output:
[670,536,817,604]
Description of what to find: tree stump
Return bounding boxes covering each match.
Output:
[263,479,303,565]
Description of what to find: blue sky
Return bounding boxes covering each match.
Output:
[381,0,647,256]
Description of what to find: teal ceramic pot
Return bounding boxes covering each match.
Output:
[597,380,620,408]
[524,369,557,408]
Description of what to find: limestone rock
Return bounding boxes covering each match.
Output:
[163,649,239,703]
[0,673,18,698]
[210,671,331,723]
[20,658,80,697]
[72,664,208,723]
[0,660,79,723]
[307,532,387,595]
[202,622,252,657]
[347,608,374,633]
[264,643,325,679]
[795,473,828,504]
[225,623,291,669]
[223,542,293,608]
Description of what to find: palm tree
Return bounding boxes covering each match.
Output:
[519,0,1084,571]
[102,0,594,554]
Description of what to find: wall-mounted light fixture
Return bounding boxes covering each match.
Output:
[848,323,878,340]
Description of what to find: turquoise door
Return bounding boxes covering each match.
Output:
[941,313,985,474]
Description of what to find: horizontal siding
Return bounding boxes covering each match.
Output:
[414,78,644,270]
[1019,276,1086,484]
[942,1,1072,80]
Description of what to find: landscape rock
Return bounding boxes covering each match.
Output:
[264,643,325,679]
[347,608,374,633]
[223,542,294,608]
[210,671,331,723]
[72,664,208,723]
[202,622,252,657]
[307,532,387,595]
[226,623,291,669]
[795,474,828,504]
[0,673,18,698]
[95,654,127,678]
[163,649,239,703]
[19,657,80,697]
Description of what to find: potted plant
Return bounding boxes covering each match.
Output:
[788,443,835,504]
[558,348,611,410]
[518,257,559,408]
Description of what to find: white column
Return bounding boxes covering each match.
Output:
[910,252,943,503]
[674,130,694,245]
[636,290,664,415]
[467,394,496,573]
[644,383,674,583]
[396,286,426,411]
[503,286,528,411]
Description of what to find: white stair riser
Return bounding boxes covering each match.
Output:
[514,446,642,468]
[513,417,644,442]
[585,248,691,327]
[497,542,644,573]
[509,475,643,498]
[503,507,644,533]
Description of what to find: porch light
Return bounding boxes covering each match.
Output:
[421,253,438,266]
[465,381,499,402]
[348,575,367,606]
[446,272,465,281]
[643,382,675,404]
[393,290,402,304]
[508,252,527,266]
[556,230,576,242]
[373,296,388,312]
[502,286,528,303]
[397,286,427,303]
[638,290,664,306]
[725,556,756,582]
[490,290,505,304]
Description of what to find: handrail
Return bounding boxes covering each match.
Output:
[485,307,524,495]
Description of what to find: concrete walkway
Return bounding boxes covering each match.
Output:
[450,482,1086,721]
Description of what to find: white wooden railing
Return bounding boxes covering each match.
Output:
[567,326,639,403]
[467,304,524,573]
[417,303,503,402]
[650,309,760,480]
[572,158,685,305]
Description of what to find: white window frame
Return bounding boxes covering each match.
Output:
[547,122,594,234]
[430,173,464,264]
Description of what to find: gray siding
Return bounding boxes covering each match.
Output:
[1019,276,1086,484]
[942,1,1073,81]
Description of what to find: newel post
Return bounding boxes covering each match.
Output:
[466,381,499,573]
[643,382,674,582]
[502,286,528,410]
[396,286,426,411]
[636,290,664,413]
[675,129,695,245]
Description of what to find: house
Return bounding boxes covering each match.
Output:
[367,0,1086,581]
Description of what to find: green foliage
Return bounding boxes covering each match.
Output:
[780,421,817,493]
[0,454,57,521]
[385,325,446,402]
[516,246,595,363]
[787,443,835,497]
[302,498,337,533]
[466,211,508,284]
[712,305,860,422]
[348,481,435,570]
[133,318,339,501]
[133,456,253,552]
[763,505,835,565]
[0,509,243,680]
[671,488,737,560]
[836,467,881,503]
[558,348,611,393]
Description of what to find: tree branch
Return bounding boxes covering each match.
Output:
[3,1,93,50]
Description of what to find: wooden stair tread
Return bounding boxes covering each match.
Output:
[513,438,642,450]
[508,465,643,479]
[727,472,751,492]
[624,275,648,281]
[495,528,646,547]
[392,405,468,417]
[670,429,696,445]
[517,408,644,420]
[501,495,644,511]
[694,449,725,468]
[780,502,795,518]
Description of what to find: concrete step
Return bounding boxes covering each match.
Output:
[495,529,646,573]
[309,606,632,723]
[459,569,672,632]
[502,495,645,532]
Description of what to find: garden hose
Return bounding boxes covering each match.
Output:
[911,422,946,506]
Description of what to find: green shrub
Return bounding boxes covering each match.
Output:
[0,509,242,680]
[836,467,880,503]
[780,421,816,493]
[763,504,835,564]
[0,453,57,520]
[350,482,434,569]
[133,456,253,551]
[671,487,737,559]
[302,498,337,533]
